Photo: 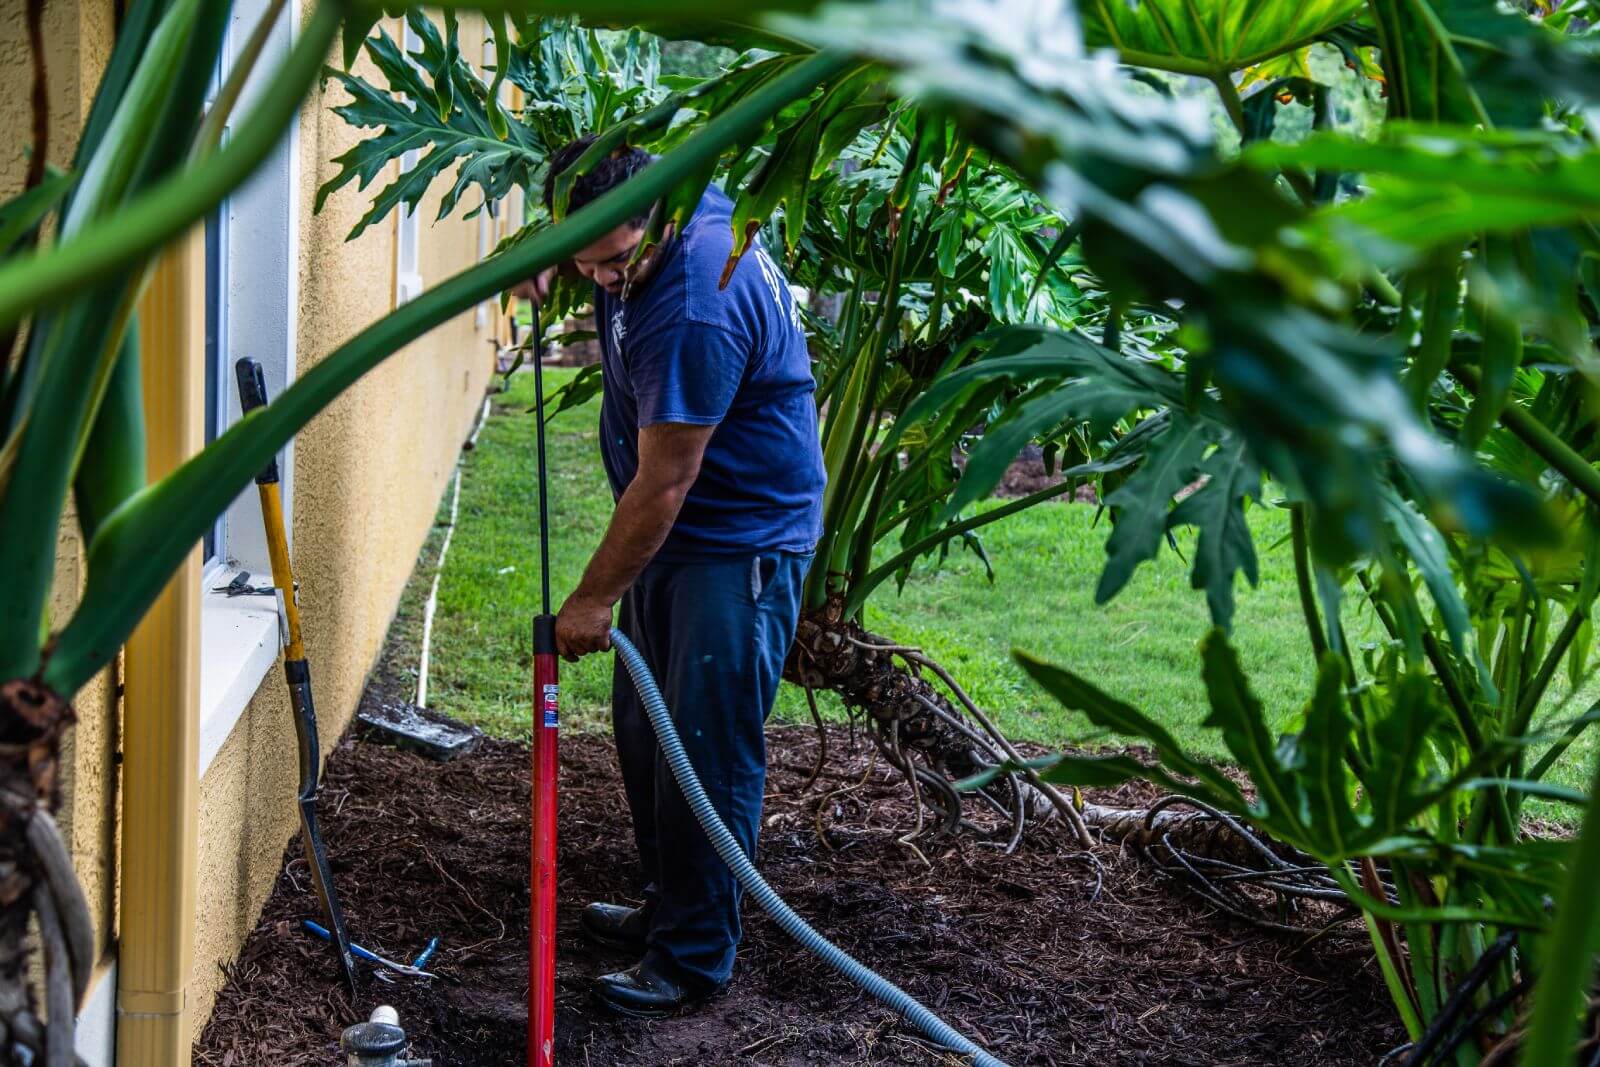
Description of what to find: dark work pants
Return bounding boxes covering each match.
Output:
[611,550,810,989]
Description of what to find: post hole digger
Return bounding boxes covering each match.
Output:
[236,358,360,994]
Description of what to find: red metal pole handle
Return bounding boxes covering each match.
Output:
[530,615,559,1067]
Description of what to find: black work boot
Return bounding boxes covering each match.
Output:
[579,901,650,951]
[592,959,724,1018]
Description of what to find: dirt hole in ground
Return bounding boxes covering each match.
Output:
[195,714,1401,1066]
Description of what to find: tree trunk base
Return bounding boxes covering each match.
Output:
[786,604,1039,847]
[0,677,81,1064]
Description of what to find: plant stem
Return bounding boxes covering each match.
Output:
[1290,504,1328,661]
[1354,568,1515,843]
[1210,71,1247,138]
[1454,362,1600,509]
[1510,604,1585,754]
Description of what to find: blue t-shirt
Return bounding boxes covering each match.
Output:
[595,186,826,561]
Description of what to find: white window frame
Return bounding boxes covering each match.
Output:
[201,40,233,578]
[395,21,426,304]
[198,0,303,778]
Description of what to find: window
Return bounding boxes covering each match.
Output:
[202,206,229,569]
[202,40,232,573]
[395,22,426,304]
[196,0,303,776]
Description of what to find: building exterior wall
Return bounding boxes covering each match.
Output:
[187,12,499,1033]
[2,3,504,1051]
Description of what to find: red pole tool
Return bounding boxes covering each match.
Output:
[529,344,558,1067]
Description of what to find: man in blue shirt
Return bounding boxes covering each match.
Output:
[515,137,825,1016]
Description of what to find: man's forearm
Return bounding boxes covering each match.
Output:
[570,478,688,607]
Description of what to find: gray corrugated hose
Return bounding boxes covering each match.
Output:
[610,628,1010,1067]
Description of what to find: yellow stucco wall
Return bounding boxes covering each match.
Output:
[187,13,500,1035]
[3,2,503,1044]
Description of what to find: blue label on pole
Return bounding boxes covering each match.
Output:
[541,683,559,728]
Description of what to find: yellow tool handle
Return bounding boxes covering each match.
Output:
[256,480,305,661]
[235,358,305,660]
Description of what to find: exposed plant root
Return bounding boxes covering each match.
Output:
[787,604,1038,849]
[785,606,1377,943]
[0,678,93,1067]
[895,646,1091,846]
[799,685,827,795]
[1078,794,1369,935]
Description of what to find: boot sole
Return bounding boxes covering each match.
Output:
[590,986,724,1019]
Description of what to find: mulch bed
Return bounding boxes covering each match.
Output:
[194,719,1402,1065]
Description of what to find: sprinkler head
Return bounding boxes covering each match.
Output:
[341,1006,432,1066]
[342,1021,404,1060]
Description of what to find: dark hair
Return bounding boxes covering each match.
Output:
[542,135,654,224]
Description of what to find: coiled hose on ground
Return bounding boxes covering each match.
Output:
[610,628,1011,1067]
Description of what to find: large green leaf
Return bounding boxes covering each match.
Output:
[1014,648,1248,807]
[0,3,337,336]
[0,0,237,681]
[1368,0,1595,127]
[1097,411,1211,605]
[778,1,1549,568]
[1251,129,1600,267]
[1377,485,1492,696]
[0,172,72,260]
[1198,630,1303,832]
[1167,436,1261,631]
[1368,672,1444,833]
[1291,654,1363,855]
[727,62,877,262]
[1082,0,1365,77]
[317,16,545,240]
[888,323,1185,524]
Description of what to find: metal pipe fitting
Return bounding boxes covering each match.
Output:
[341,1006,432,1067]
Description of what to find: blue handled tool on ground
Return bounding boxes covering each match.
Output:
[522,348,1008,1066]
[302,921,438,980]
[237,358,359,996]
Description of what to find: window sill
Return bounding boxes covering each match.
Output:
[199,569,281,777]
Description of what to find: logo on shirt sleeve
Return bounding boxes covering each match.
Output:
[754,244,805,336]
[610,307,627,354]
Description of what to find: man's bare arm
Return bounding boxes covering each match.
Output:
[553,421,715,659]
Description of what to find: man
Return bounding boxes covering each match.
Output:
[515,136,825,1016]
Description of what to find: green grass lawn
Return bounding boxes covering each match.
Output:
[424,368,1594,805]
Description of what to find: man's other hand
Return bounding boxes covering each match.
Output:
[555,593,614,661]
[510,265,559,306]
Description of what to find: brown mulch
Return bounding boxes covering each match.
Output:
[193,718,1402,1066]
